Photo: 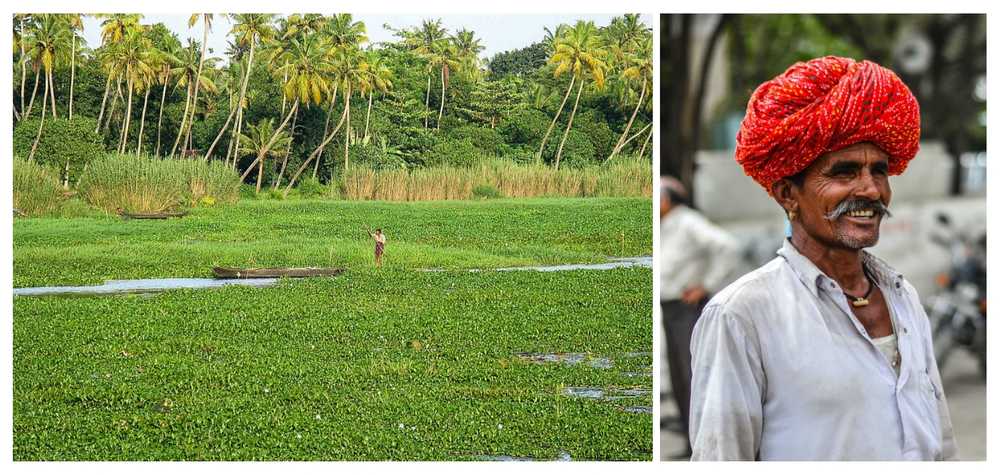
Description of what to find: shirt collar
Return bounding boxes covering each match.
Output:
[776,238,905,297]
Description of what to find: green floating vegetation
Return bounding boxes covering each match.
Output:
[14,197,651,287]
[14,269,653,460]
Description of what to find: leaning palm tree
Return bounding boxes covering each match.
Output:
[236,118,292,184]
[608,36,652,161]
[549,20,607,169]
[239,34,332,193]
[14,14,36,122]
[204,13,277,161]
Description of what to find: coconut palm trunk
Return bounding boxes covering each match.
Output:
[69,35,76,119]
[272,108,299,190]
[536,74,575,164]
[229,107,244,169]
[178,17,211,158]
[27,76,49,162]
[554,79,584,170]
[609,80,646,160]
[285,100,349,197]
[47,70,58,118]
[95,74,113,133]
[637,126,652,158]
[239,100,299,192]
[424,74,431,128]
[137,87,150,155]
[18,17,27,119]
[363,91,373,141]
[170,82,193,157]
[343,86,352,171]
[119,72,134,154]
[314,82,339,179]
[155,76,169,156]
[436,67,446,130]
[25,69,40,120]
[103,77,122,134]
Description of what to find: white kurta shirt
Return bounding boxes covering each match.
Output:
[689,238,958,461]
[660,206,741,301]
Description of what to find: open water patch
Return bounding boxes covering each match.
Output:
[516,352,613,369]
[422,256,652,273]
[13,277,278,297]
[478,451,572,461]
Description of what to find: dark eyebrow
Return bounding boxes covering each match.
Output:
[826,160,862,175]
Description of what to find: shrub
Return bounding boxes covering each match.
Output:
[472,184,503,199]
[542,128,597,168]
[575,110,616,161]
[447,125,504,156]
[498,108,550,147]
[420,138,488,168]
[297,176,326,198]
[13,117,104,185]
[13,158,63,217]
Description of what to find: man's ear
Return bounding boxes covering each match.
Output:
[770,178,798,217]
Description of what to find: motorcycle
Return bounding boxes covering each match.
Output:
[925,212,986,380]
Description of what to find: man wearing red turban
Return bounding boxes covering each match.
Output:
[688,56,958,461]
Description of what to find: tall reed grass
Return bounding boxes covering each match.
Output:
[13,158,63,217]
[335,157,652,201]
[77,154,241,213]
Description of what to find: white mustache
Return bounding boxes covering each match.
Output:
[825,199,892,220]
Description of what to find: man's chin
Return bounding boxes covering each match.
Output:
[836,232,880,250]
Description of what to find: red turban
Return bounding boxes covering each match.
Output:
[735,56,920,191]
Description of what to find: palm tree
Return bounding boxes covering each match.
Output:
[549,20,607,169]
[169,40,217,157]
[204,13,276,161]
[94,14,142,133]
[170,13,214,157]
[363,51,393,142]
[30,14,69,120]
[408,19,448,128]
[426,39,461,131]
[240,34,331,193]
[608,36,651,160]
[26,14,71,162]
[110,28,156,154]
[452,28,485,80]
[282,47,368,195]
[146,26,182,157]
[15,14,36,122]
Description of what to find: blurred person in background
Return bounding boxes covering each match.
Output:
[689,56,957,461]
[660,175,740,460]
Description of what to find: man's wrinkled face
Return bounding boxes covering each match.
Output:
[793,142,893,250]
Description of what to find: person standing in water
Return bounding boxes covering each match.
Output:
[369,228,386,267]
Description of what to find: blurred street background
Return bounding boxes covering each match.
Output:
[659,13,986,461]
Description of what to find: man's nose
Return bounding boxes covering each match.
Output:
[854,169,882,201]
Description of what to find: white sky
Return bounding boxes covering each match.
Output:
[79,14,654,63]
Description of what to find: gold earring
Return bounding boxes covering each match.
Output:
[788,210,797,220]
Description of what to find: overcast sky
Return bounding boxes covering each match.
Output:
[80,14,653,63]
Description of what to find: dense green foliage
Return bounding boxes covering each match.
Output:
[13,269,652,460]
[13,14,652,194]
[76,154,241,213]
[12,117,105,184]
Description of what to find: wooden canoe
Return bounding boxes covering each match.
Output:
[212,266,345,279]
[120,210,188,220]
